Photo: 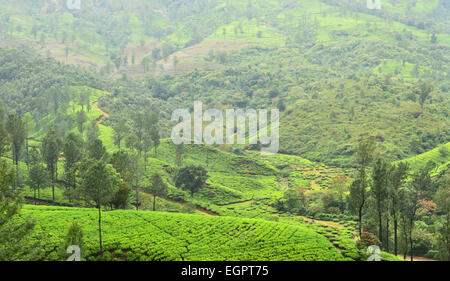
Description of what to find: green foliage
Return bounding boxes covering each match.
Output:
[23,205,344,261]
[6,114,25,180]
[80,161,121,208]
[87,138,107,160]
[0,101,8,155]
[111,182,132,210]
[62,220,84,260]
[0,159,43,260]
[149,173,168,211]
[0,0,448,262]
[174,166,209,197]
[27,158,49,203]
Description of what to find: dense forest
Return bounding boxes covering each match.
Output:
[0,0,448,263]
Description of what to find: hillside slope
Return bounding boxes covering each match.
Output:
[24,205,344,261]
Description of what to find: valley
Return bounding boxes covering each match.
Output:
[0,0,448,263]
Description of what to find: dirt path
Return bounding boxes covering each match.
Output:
[397,255,437,262]
[163,197,218,216]
[140,189,218,216]
[92,101,110,125]
[299,216,346,229]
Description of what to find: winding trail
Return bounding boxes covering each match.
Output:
[160,196,218,216]
[92,101,110,125]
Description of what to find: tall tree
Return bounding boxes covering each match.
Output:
[389,162,409,256]
[76,111,87,135]
[0,101,8,155]
[415,82,433,113]
[371,158,389,245]
[434,175,450,261]
[130,154,144,210]
[348,137,376,238]
[0,159,43,260]
[174,166,209,197]
[142,135,152,171]
[110,151,134,183]
[149,173,168,211]
[144,111,159,168]
[150,125,160,156]
[42,129,60,201]
[401,169,433,261]
[27,148,49,204]
[22,113,35,171]
[63,132,84,187]
[111,182,131,210]
[6,114,26,188]
[80,161,121,254]
[113,119,129,151]
[132,112,145,158]
[87,138,106,160]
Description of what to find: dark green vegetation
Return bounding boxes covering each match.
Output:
[0,0,449,261]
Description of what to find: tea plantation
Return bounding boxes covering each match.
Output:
[23,205,345,261]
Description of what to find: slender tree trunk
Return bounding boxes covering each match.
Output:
[446,215,450,259]
[15,158,19,188]
[393,200,398,256]
[378,210,383,244]
[135,188,139,211]
[34,187,37,205]
[153,195,156,211]
[98,206,103,254]
[402,216,408,260]
[144,151,147,171]
[52,170,55,201]
[409,219,414,262]
[26,138,29,172]
[358,205,363,238]
[394,218,398,256]
[403,235,408,260]
[13,146,19,188]
[386,215,390,252]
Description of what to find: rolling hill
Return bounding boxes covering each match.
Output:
[23,205,345,261]
[0,0,448,263]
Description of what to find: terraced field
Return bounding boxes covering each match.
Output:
[24,205,344,261]
[400,142,450,173]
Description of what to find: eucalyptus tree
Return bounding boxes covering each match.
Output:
[63,132,84,187]
[149,173,168,211]
[6,114,26,188]
[371,158,389,245]
[347,137,377,238]
[0,159,43,260]
[80,161,121,254]
[27,149,49,204]
[388,162,409,256]
[42,129,61,201]
[0,101,8,155]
